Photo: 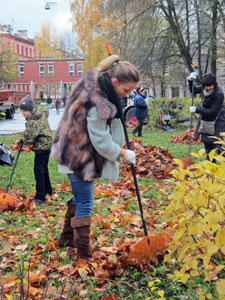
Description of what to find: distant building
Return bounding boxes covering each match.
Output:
[0,24,84,103]
[0,25,36,59]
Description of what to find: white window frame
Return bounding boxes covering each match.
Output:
[18,63,24,77]
[48,62,54,77]
[77,61,83,76]
[69,63,74,76]
[39,63,45,77]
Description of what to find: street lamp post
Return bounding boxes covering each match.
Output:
[45,2,58,10]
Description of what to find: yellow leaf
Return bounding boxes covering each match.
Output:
[199,148,206,157]
[191,152,200,158]
[173,227,186,241]
[190,270,199,276]
[208,149,216,161]
[190,260,198,269]
[216,227,225,248]
[151,287,157,291]
[78,267,88,278]
[148,281,154,287]
[216,279,225,296]
[158,290,164,297]
[90,262,98,269]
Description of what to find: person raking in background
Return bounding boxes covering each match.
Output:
[131,87,149,137]
[188,72,225,161]
[20,95,53,205]
[51,54,139,259]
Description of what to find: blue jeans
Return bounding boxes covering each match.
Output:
[68,174,94,217]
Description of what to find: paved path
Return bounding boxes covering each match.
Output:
[0,108,64,135]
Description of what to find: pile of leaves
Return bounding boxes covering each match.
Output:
[0,188,35,211]
[9,139,32,152]
[168,128,201,144]
[121,138,177,179]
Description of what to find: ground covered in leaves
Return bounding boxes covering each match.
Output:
[0,135,212,299]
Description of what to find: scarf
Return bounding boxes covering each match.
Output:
[97,72,123,119]
[203,88,214,97]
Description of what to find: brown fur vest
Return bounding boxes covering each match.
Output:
[51,68,117,181]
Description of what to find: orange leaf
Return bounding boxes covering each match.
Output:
[102,294,119,300]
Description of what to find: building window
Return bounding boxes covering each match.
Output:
[25,47,28,57]
[77,62,83,76]
[69,63,74,76]
[21,46,24,56]
[39,63,45,77]
[18,63,24,77]
[29,48,32,57]
[48,62,54,76]
[17,44,20,55]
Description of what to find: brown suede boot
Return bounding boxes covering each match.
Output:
[58,200,76,247]
[71,216,92,259]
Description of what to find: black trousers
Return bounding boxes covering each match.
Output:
[133,117,145,137]
[34,152,52,201]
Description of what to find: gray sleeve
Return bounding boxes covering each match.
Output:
[87,107,121,161]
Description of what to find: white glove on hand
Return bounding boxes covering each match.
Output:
[124,149,136,165]
[188,71,198,81]
[190,106,196,113]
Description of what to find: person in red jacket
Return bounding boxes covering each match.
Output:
[55,98,60,114]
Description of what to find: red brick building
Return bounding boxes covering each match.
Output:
[15,58,84,101]
[0,25,36,60]
[0,25,83,103]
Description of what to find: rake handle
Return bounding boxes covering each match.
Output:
[5,140,23,193]
[188,80,195,156]
[119,105,148,236]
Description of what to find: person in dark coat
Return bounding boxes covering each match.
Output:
[47,96,52,110]
[131,87,149,137]
[188,72,225,160]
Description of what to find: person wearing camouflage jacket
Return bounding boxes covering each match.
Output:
[20,95,53,205]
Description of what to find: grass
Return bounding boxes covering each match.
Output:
[0,124,207,299]
[0,125,202,194]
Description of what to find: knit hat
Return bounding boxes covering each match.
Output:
[19,95,34,112]
[137,87,145,94]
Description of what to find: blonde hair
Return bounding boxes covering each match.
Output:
[98,55,139,84]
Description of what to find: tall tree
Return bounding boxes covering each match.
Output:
[35,23,62,59]
[0,40,18,82]
[70,0,114,70]
[70,0,224,95]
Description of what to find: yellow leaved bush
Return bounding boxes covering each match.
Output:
[164,148,225,299]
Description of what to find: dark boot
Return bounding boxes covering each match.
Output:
[71,216,92,259]
[58,200,76,248]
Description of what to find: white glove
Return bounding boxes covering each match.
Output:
[124,150,136,165]
[190,106,196,113]
[188,71,198,81]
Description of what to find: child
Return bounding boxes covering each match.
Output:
[20,95,53,205]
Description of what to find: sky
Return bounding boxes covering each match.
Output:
[0,0,74,38]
